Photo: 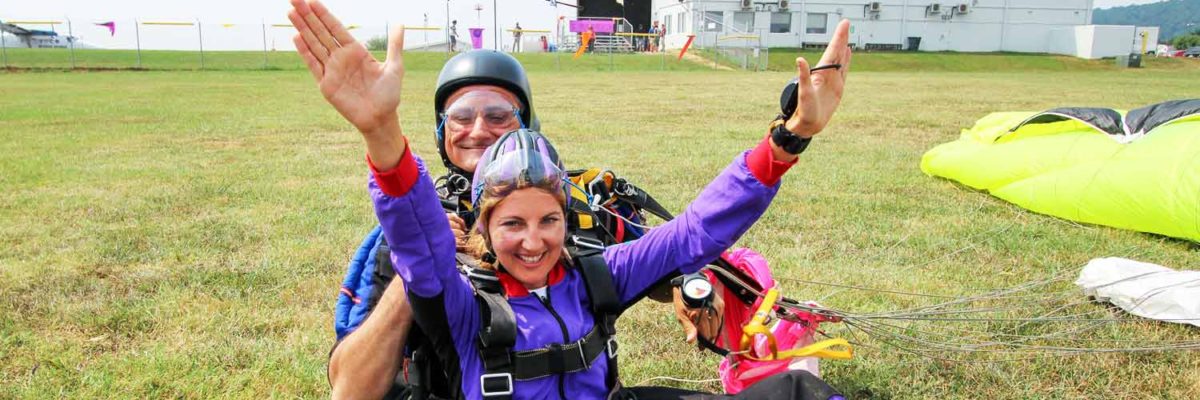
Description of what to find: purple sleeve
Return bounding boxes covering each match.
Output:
[603,151,781,303]
[369,156,470,301]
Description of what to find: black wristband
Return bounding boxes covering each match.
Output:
[770,122,812,155]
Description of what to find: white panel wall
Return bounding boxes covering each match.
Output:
[650,0,1127,57]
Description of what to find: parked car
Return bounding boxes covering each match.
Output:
[1185,47,1200,58]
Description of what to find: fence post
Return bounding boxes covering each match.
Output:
[135,19,142,68]
[262,21,269,69]
[68,19,76,69]
[197,19,205,69]
[1,28,8,68]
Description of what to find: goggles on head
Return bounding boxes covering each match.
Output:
[477,147,566,200]
[438,90,523,137]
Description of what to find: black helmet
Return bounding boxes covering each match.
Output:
[434,50,538,175]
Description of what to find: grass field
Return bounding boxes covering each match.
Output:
[2,51,1200,398]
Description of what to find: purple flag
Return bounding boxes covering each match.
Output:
[95,21,115,36]
[469,28,484,49]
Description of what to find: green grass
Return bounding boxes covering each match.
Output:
[2,58,1200,398]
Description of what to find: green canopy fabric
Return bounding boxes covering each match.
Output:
[921,100,1200,242]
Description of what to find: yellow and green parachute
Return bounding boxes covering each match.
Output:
[921,99,1200,242]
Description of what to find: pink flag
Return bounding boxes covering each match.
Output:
[95,21,115,36]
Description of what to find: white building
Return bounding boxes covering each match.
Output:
[651,0,1154,59]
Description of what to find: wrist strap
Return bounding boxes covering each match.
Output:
[769,119,812,155]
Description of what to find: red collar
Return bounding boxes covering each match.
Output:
[497,262,567,298]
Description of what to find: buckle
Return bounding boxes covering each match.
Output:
[479,372,514,397]
[606,336,619,358]
[571,235,605,251]
[466,268,499,282]
[576,342,589,370]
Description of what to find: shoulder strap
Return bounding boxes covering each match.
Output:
[569,237,622,391]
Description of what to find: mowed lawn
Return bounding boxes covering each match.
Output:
[2,53,1200,399]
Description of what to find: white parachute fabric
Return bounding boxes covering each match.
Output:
[1075,257,1200,328]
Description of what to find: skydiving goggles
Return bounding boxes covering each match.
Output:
[478,147,567,199]
[438,91,525,136]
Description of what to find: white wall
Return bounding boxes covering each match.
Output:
[652,0,1105,54]
[1046,25,1135,59]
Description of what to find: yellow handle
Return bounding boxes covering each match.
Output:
[739,289,780,352]
[738,288,854,361]
[775,338,854,361]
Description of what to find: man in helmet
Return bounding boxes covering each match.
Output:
[288,1,720,398]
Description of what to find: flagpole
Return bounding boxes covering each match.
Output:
[134,19,142,69]
[261,21,269,69]
[197,19,205,69]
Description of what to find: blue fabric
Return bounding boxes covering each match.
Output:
[334,225,385,341]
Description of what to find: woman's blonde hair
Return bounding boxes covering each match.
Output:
[466,183,569,271]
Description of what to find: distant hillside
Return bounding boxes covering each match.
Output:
[1093,0,1200,41]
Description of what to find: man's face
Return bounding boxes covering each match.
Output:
[441,85,523,173]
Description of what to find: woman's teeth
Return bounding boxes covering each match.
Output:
[519,253,544,264]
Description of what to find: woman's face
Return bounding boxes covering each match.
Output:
[487,188,565,289]
[442,86,523,173]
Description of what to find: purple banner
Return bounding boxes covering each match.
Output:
[569,20,614,34]
[469,28,484,49]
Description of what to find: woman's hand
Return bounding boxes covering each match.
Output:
[290,0,408,170]
[290,0,405,137]
[673,285,725,345]
[784,19,853,139]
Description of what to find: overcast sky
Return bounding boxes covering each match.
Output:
[0,0,1169,50]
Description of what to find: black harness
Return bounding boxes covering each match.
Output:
[463,240,622,399]
[394,171,673,400]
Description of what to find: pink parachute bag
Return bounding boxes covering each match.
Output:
[708,248,825,394]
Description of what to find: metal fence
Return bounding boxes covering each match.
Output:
[0,18,760,72]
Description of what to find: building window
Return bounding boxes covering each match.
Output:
[770,12,791,34]
[733,12,754,32]
[704,11,723,32]
[806,13,828,34]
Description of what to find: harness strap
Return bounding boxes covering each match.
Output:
[612,179,674,221]
[510,324,611,380]
[569,234,623,392]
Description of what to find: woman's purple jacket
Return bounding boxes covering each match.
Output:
[370,150,781,399]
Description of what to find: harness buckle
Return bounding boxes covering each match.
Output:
[479,372,514,397]
[606,336,619,358]
[571,235,605,251]
[446,173,470,196]
[577,342,590,371]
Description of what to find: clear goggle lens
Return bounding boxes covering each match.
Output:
[480,148,565,195]
[440,91,522,134]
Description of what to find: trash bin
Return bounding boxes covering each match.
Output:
[1129,53,1142,68]
[906,37,921,51]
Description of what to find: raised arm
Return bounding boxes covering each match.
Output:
[605,20,853,302]
[289,0,408,170]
